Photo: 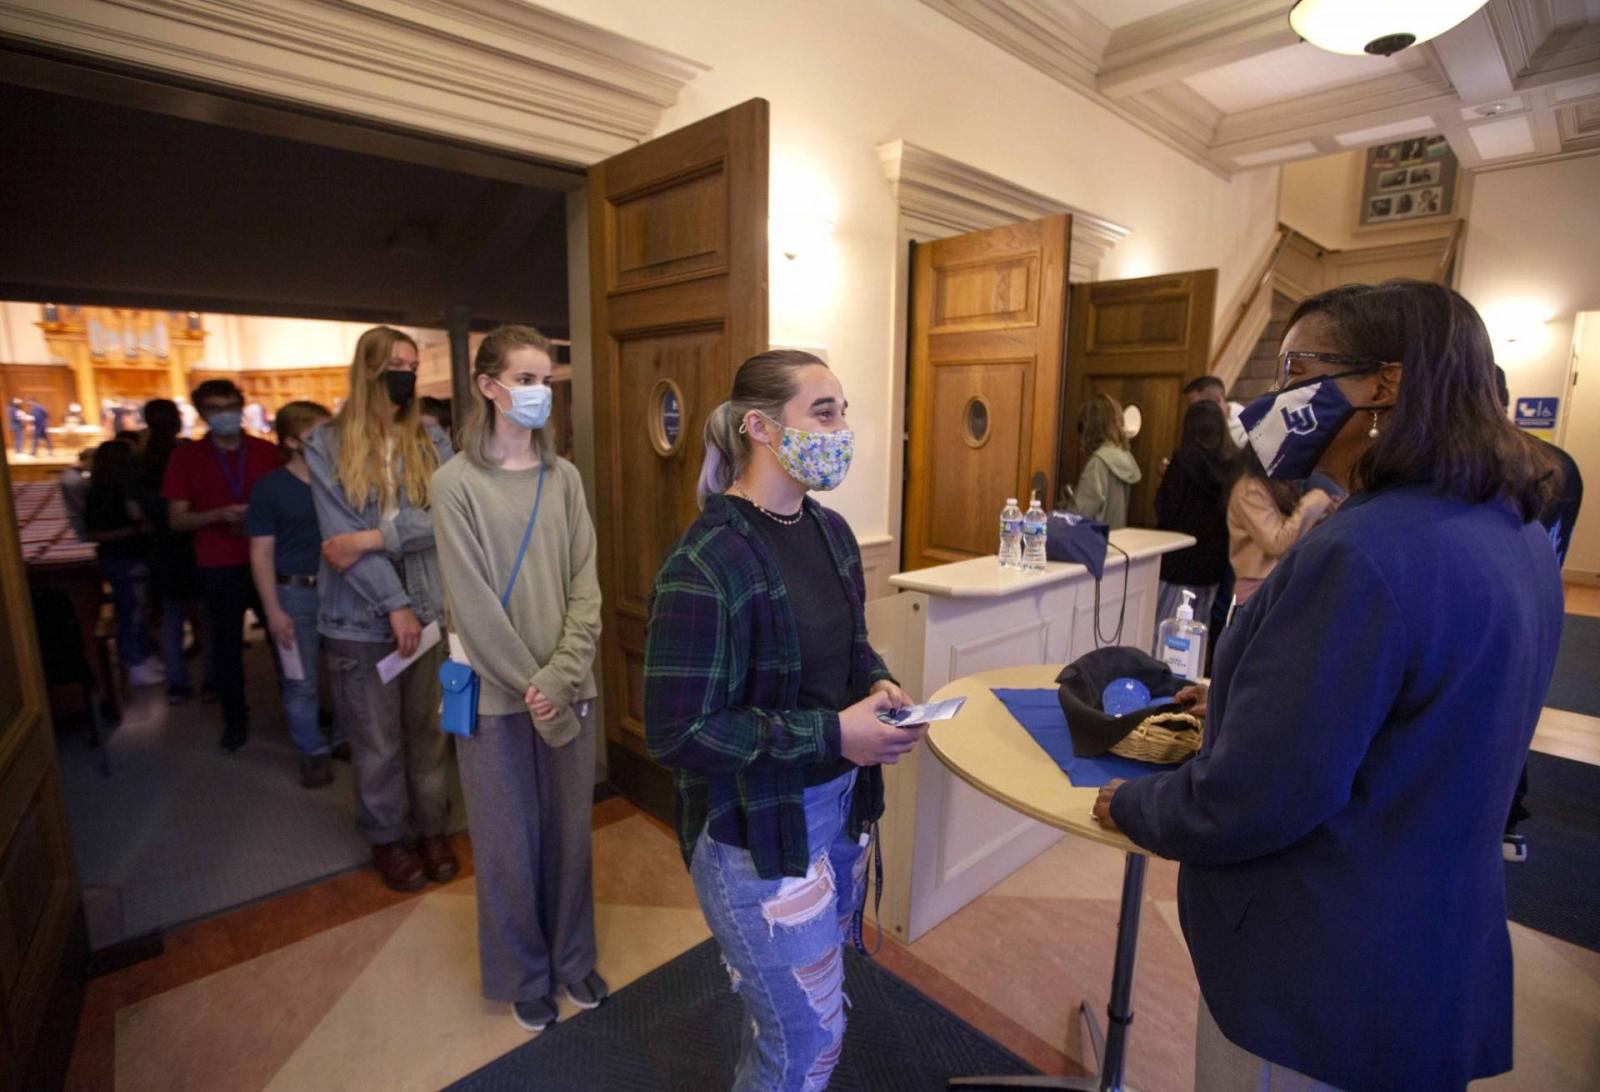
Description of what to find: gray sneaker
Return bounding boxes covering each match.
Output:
[513,996,558,1032]
[562,971,610,1011]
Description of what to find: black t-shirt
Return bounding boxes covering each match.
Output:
[731,497,858,786]
[85,472,150,561]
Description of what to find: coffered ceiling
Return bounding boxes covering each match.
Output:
[920,0,1600,174]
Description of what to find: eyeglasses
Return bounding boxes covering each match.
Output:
[1274,350,1386,392]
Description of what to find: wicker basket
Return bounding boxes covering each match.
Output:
[1108,711,1203,764]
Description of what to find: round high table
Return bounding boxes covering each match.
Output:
[925,664,1163,1092]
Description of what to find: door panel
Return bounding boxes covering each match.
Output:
[589,101,768,818]
[0,457,86,1090]
[1064,270,1217,527]
[903,216,1071,571]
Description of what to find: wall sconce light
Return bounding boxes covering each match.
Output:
[770,213,835,261]
[1486,299,1552,345]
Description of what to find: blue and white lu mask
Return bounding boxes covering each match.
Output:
[1239,376,1358,480]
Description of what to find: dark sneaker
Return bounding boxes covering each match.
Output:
[219,734,247,754]
[1502,834,1528,863]
[562,971,610,1011]
[513,997,558,1033]
[372,841,427,892]
[329,740,352,762]
[200,687,220,704]
[299,754,334,788]
[166,684,194,706]
[417,835,460,883]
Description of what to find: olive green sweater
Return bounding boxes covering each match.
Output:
[432,454,601,744]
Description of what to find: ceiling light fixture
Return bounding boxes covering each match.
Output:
[1289,0,1490,57]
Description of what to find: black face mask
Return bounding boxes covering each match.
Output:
[383,370,417,409]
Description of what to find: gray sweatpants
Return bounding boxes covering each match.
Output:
[324,637,451,845]
[457,704,598,1003]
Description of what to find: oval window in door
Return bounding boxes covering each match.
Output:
[649,378,686,457]
[963,395,992,448]
[1122,402,1143,441]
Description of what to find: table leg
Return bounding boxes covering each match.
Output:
[950,852,1146,1092]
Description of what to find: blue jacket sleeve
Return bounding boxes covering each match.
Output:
[303,425,410,615]
[1110,536,1408,866]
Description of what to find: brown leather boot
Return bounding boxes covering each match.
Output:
[372,840,427,892]
[417,835,460,883]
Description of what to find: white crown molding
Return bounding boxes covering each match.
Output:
[1097,0,1295,99]
[924,0,1600,177]
[0,0,707,165]
[878,140,1131,281]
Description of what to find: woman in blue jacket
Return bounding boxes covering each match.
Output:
[1095,280,1564,1091]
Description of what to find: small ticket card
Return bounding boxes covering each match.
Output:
[878,697,967,726]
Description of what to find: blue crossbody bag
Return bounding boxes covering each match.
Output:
[438,463,546,737]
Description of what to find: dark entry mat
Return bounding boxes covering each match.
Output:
[447,938,1042,1091]
[1505,750,1600,953]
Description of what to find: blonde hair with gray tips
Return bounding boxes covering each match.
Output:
[697,349,827,507]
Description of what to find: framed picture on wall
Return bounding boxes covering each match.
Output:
[1359,133,1459,227]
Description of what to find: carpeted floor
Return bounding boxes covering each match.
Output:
[57,636,466,949]
[447,938,1041,1091]
[1546,614,1600,718]
[1505,751,1600,954]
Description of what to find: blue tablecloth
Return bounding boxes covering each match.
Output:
[992,688,1183,787]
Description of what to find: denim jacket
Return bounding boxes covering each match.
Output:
[303,421,453,643]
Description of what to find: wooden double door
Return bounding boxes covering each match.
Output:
[587,100,769,816]
[901,215,1217,571]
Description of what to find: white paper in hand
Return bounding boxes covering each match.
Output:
[878,696,967,726]
[376,621,442,684]
[278,642,305,682]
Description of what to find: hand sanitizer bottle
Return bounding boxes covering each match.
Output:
[1157,589,1208,681]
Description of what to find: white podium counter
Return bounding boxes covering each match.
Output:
[865,529,1194,942]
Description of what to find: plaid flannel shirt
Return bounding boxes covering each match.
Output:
[644,493,896,879]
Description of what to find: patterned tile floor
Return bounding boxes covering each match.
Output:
[66,586,1600,1090]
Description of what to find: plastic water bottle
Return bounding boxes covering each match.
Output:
[1022,492,1048,572]
[998,497,1023,570]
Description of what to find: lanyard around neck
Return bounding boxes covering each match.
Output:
[211,437,247,501]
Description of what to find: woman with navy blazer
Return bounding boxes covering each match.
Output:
[1095,280,1564,1091]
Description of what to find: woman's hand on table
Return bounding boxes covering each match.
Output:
[1174,683,1209,719]
[1092,778,1126,831]
[841,690,927,766]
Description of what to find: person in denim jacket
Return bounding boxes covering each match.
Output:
[304,325,457,892]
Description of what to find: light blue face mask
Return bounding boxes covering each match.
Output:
[205,410,243,438]
[496,380,551,430]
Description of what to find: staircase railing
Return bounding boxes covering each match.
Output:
[1210,224,1293,374]
[1434,218,1466,285]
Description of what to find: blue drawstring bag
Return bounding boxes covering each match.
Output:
[1046,510,1130,647]
[1046,511,1110,577]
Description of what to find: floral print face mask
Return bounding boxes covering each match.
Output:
[752,412,854,491]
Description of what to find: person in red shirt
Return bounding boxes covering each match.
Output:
[162,378,281,751]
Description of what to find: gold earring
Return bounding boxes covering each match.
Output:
[1368,410,1380,439]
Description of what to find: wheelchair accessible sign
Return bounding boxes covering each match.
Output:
[1514,397,1559,430]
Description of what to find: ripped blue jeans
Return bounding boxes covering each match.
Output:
[691,770,867,1092]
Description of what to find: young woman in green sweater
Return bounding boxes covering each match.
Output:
[431,325,607,1034]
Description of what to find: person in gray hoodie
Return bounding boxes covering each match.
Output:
[1069,393,1142,528]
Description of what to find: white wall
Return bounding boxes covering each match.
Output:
[0,303,57,362]
[1457,156,1600,430]
[201,314,438,370]
[537,0,1280,542]
[1280,150,1462,251]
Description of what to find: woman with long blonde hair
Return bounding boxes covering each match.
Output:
[304,326,458,892]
